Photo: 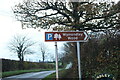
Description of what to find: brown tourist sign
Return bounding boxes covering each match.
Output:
[45,31,88,42]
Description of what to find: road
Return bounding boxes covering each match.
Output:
[2,63,72,80]
[65,62,72,69]
[2,70,56,80]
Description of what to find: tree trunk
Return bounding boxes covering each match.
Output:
[42,52,45,62]
[18,53,24,70]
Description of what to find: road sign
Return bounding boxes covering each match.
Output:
[45,31,88,42]
[45,31,89,80]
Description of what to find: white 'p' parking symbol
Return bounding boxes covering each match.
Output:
[46,33,53,40]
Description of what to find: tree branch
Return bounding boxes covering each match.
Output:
[37,12,58,19]
[83,10,119,24]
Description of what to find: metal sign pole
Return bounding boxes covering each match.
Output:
[55,42,59,80]
[77,42,82,80]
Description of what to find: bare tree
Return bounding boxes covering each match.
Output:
[39,43,48,62]
[8,35,35,69]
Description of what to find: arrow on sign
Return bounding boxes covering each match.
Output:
[83,32,88,41]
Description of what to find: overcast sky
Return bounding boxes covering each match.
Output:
[0,0,64,62]
[0,0,119,62]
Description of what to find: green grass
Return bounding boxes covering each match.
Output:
[42,69,68,80]
[44,72,56,78]
[0,72,2,78]
[2,69,53,78]
[42,72,56,80]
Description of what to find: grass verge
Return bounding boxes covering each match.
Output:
[2,69,53,78]
[42,69,69,80]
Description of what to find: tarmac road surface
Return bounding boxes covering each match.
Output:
[2,70,56,80]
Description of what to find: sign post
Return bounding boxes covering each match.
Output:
[55,42,59,80]
[45,31,88,80]
[77,42,81,80]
